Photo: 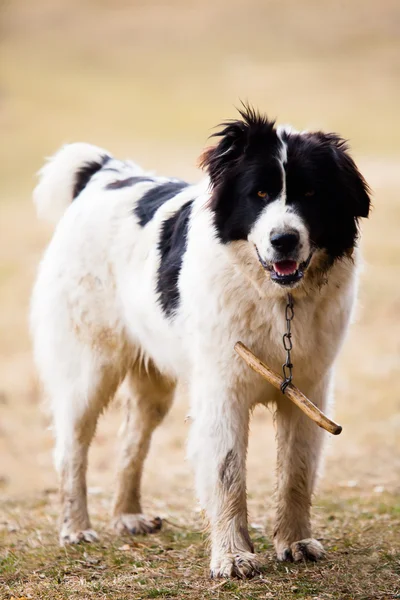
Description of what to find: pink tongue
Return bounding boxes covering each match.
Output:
[274,260,298,275]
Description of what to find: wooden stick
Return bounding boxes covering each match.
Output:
[234,341,342,435]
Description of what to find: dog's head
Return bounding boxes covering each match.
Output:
[200,106,370,291]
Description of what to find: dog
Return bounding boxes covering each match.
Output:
[30,106,370,579]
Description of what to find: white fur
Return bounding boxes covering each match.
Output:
[249,200,311,266]
[31,142,359,577]
[33,143,111,223]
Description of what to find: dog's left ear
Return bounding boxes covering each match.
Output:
[328,135,371,218]
[199,120,247,188]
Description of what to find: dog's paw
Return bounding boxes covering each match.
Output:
[210,551,261,579]
[276,538,326,562]
[112,513,162,535]
[290,538,326,561]
[60,528,99,545]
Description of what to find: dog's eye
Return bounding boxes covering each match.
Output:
[257,191,268,199]
[305,190,315,197]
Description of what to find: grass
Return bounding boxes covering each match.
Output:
[1,492,399,599]
[0,0,400,598]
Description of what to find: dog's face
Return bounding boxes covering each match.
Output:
[201,107,370,290]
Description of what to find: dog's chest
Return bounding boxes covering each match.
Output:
[222,284,341,387]
[237,297,313,367]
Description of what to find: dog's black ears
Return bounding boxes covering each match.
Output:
[324,134,371,219]
[199,105,276,187]
[199,121,246,186]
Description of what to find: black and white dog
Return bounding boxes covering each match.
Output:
[31,107,370,578]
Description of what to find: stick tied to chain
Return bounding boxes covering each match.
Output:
[234,341,342,435]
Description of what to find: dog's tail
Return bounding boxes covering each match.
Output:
[33,143,111,223]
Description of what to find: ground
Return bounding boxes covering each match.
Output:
[1,490,399,599]
[0,1,399,598]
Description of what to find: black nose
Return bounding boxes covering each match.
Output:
[270,231,300,253]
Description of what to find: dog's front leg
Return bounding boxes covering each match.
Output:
[274,375,331,562]
[188,378,260,579]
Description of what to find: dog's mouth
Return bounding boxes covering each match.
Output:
[256,249,313,287]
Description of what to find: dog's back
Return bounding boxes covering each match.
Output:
[31,144,203,388]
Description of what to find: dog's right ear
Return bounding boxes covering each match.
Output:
[199,120,248,188]
[199,106,276,188]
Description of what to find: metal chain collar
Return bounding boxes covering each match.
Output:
[280,293,294,393]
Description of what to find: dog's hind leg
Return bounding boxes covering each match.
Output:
[54,361,123,545]
[111,359,175,535]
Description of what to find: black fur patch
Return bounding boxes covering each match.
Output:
[219,449,239,491]
[200,106,283,243]
[282,130,371,262]
[105,176,154,190]
[73,155,110,199]
[135,180,189,227]
[156,200,193,317]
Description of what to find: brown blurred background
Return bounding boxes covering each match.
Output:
[0,0,399,512]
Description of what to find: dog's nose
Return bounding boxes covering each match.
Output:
[270,231,300,253]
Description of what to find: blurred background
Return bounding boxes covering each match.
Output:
[0,0,399,510]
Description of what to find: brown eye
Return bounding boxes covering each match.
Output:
[257,191,268,198]
[305,190,315,197]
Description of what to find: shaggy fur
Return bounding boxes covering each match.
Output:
[30,107,370,579]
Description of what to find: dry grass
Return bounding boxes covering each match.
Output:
[1,491,399,599]
[1,0,400,598]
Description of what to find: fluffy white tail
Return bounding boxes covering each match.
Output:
[33,142,111,223]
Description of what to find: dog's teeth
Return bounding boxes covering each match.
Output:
[273,260,299,276]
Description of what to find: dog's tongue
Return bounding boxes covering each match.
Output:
[273,260,298,275]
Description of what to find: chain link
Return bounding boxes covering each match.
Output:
[280,293,294,393]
